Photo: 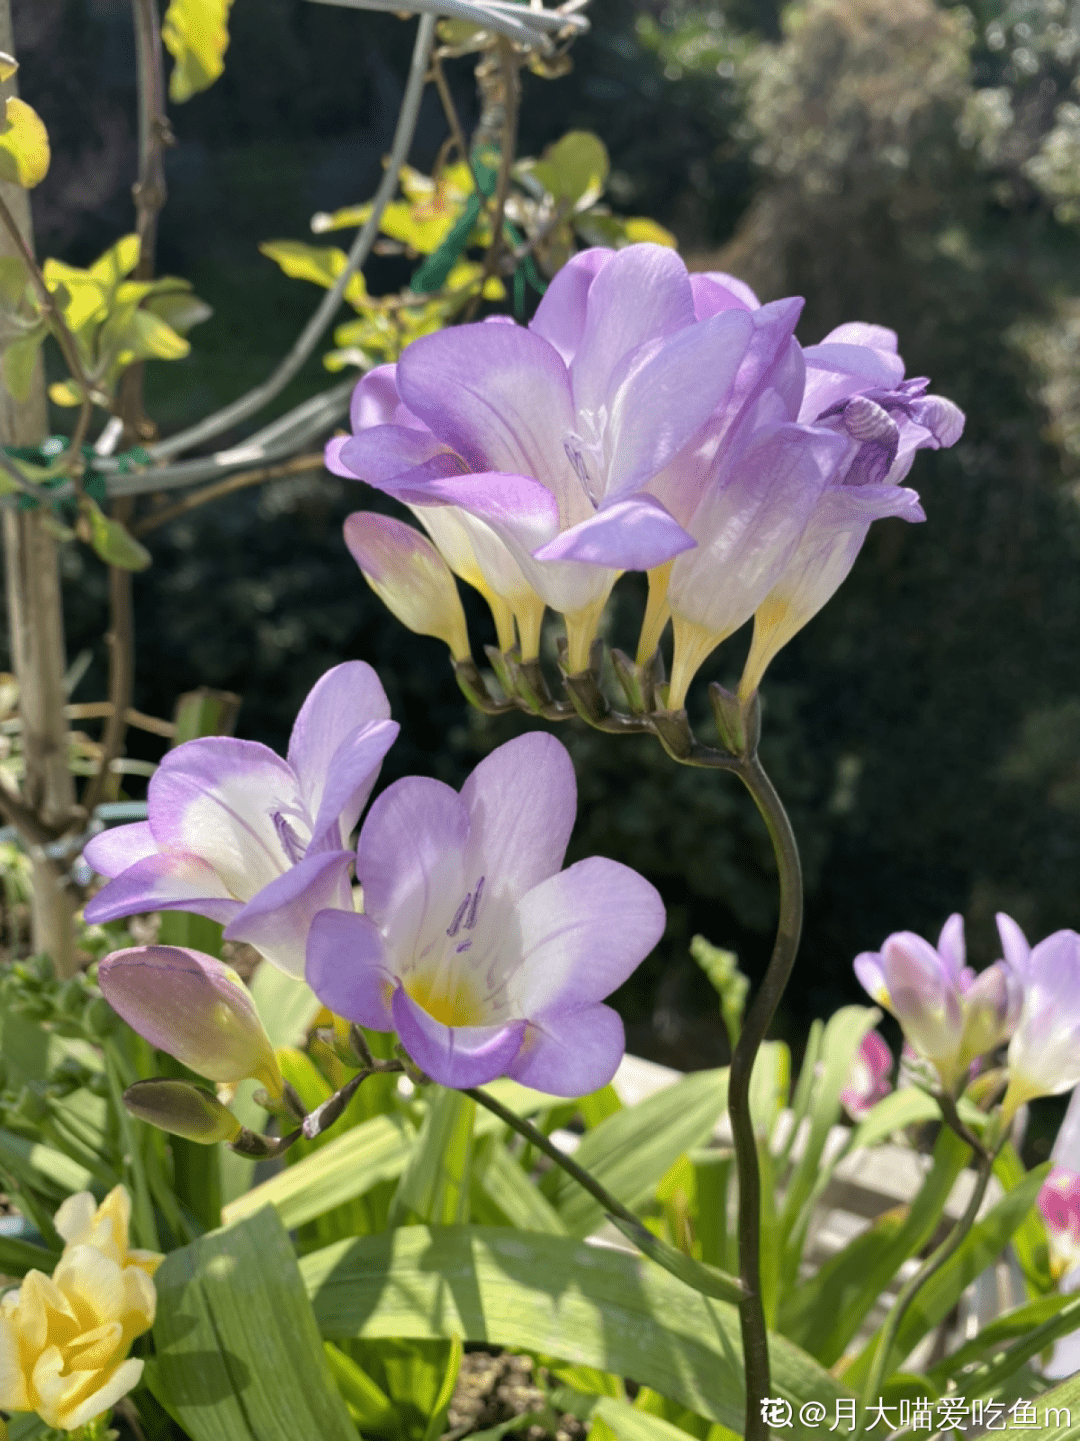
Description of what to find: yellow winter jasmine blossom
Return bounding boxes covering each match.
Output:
[0,1186,162,1432]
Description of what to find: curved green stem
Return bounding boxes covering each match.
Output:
[727,752,803,1441]
[855,1139,998,1438]
[465,1085,646,1234]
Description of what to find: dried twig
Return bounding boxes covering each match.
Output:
[130,452,327,536]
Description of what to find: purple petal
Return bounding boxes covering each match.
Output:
[99,945,275,1086]
[513,856,666,1017]
[818,322,898,354]
[997,912,1031,980]
[669,423,845,639]
[390,471,559,554]
[391,986,526,1088]
[148,739,300,896]
[350,364,411,432]
[881,932,963,1060]
[571,244,695,417]
[306,909,395,1029]
[396,324,575,487]
[288,662,393,835]
[1053,1088,1080,1170]
[333,426,464,488]
[910,394,965,448]
[533,495,695,569]
[801,341,907,422]
[82,821,156,879]
[459,732,576,898]
[690,272,760,317]
[853,952,889,1006]
[529,248,613,364]
[604,309,755,498]
[509,1004,626,1096]
[224,849,355,977]
[356,775,469,943]
[936,914,966,984]
[307,720,399,850]
[83,853,241,926]
[325,436,352,478]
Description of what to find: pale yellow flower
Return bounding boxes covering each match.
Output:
[0,1187,162,1432]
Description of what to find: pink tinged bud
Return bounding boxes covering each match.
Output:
[1004,929,1080,1120]
[99,946,283,1097]
[344,512,471,661]
[1039,1168,1080,1279]
[841,1030,893,1119]
[958,962,1020,1070]
[123,1079,243,1144]
[853,916,1014,1093]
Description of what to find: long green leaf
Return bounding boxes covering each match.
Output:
[394,1087,474,1224]
[779,1007,877,1249]
[543,1069,727,1237]
[926,1291,1073,1391]
[1020,1368,1080,1441]
[249,962,322,1052]
[152,1207,357,1441]
[605,1214,744,1303]
[221,1112,416,1229]
[300,1223,852,1438]
[473,1133,568,1234]
[778,1126,971,1366]
[843,1161,1050,1387]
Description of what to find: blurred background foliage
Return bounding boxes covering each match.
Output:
[11,0,1080,1069]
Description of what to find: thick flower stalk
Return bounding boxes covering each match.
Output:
[327,244,757,669]
[83,662,398,975]
[98,944,285,1097]
[853,914,1020,1092]
[0,1187,162,1433]
[306,731,665,1093]
[1002,928,1080,1120]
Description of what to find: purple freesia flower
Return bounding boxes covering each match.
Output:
[853,914,1020,1091]
[738,323,964,699]
[327,244,756,669]
[306,732,665,1094]
[83,663,398,977]
[653,283,964,705]
[1004,929,1080,1120]
[840,1030,893,1120]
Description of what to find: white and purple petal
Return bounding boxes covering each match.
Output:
[391,987,526,1088]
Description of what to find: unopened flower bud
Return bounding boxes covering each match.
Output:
[99,946,283,1097]
[123,1079,243,1145]
[344,511,471,660]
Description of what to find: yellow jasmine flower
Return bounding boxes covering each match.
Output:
[0,1187,162,1432]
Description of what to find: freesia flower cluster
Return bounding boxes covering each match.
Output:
[86,662,665,1097]
[854,912,1080,1119]
[0,1186,162,1433]
[330,243,963,707]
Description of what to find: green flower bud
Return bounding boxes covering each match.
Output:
[123,1079,242,1145]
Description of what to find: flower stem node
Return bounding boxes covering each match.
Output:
[710,683,761,759]
[122,1078,243,1145]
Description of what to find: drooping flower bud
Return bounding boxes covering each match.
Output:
[123,1078,243,1145]
[344,512,471,660]
[99,945,283,1097]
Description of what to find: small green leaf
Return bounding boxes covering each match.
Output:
[163,0,235,102]
[47,379,84,407]
[87,234,141,288]
[0,97,50,188]
[1,326,45,401]
[605,1213,745,1303]
[145,287,213,334]
[259,240,367,307]
[80,498,152,571]
[529,131,610,208]
[422,1333,464,1441]
[322,1341,401,1435]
